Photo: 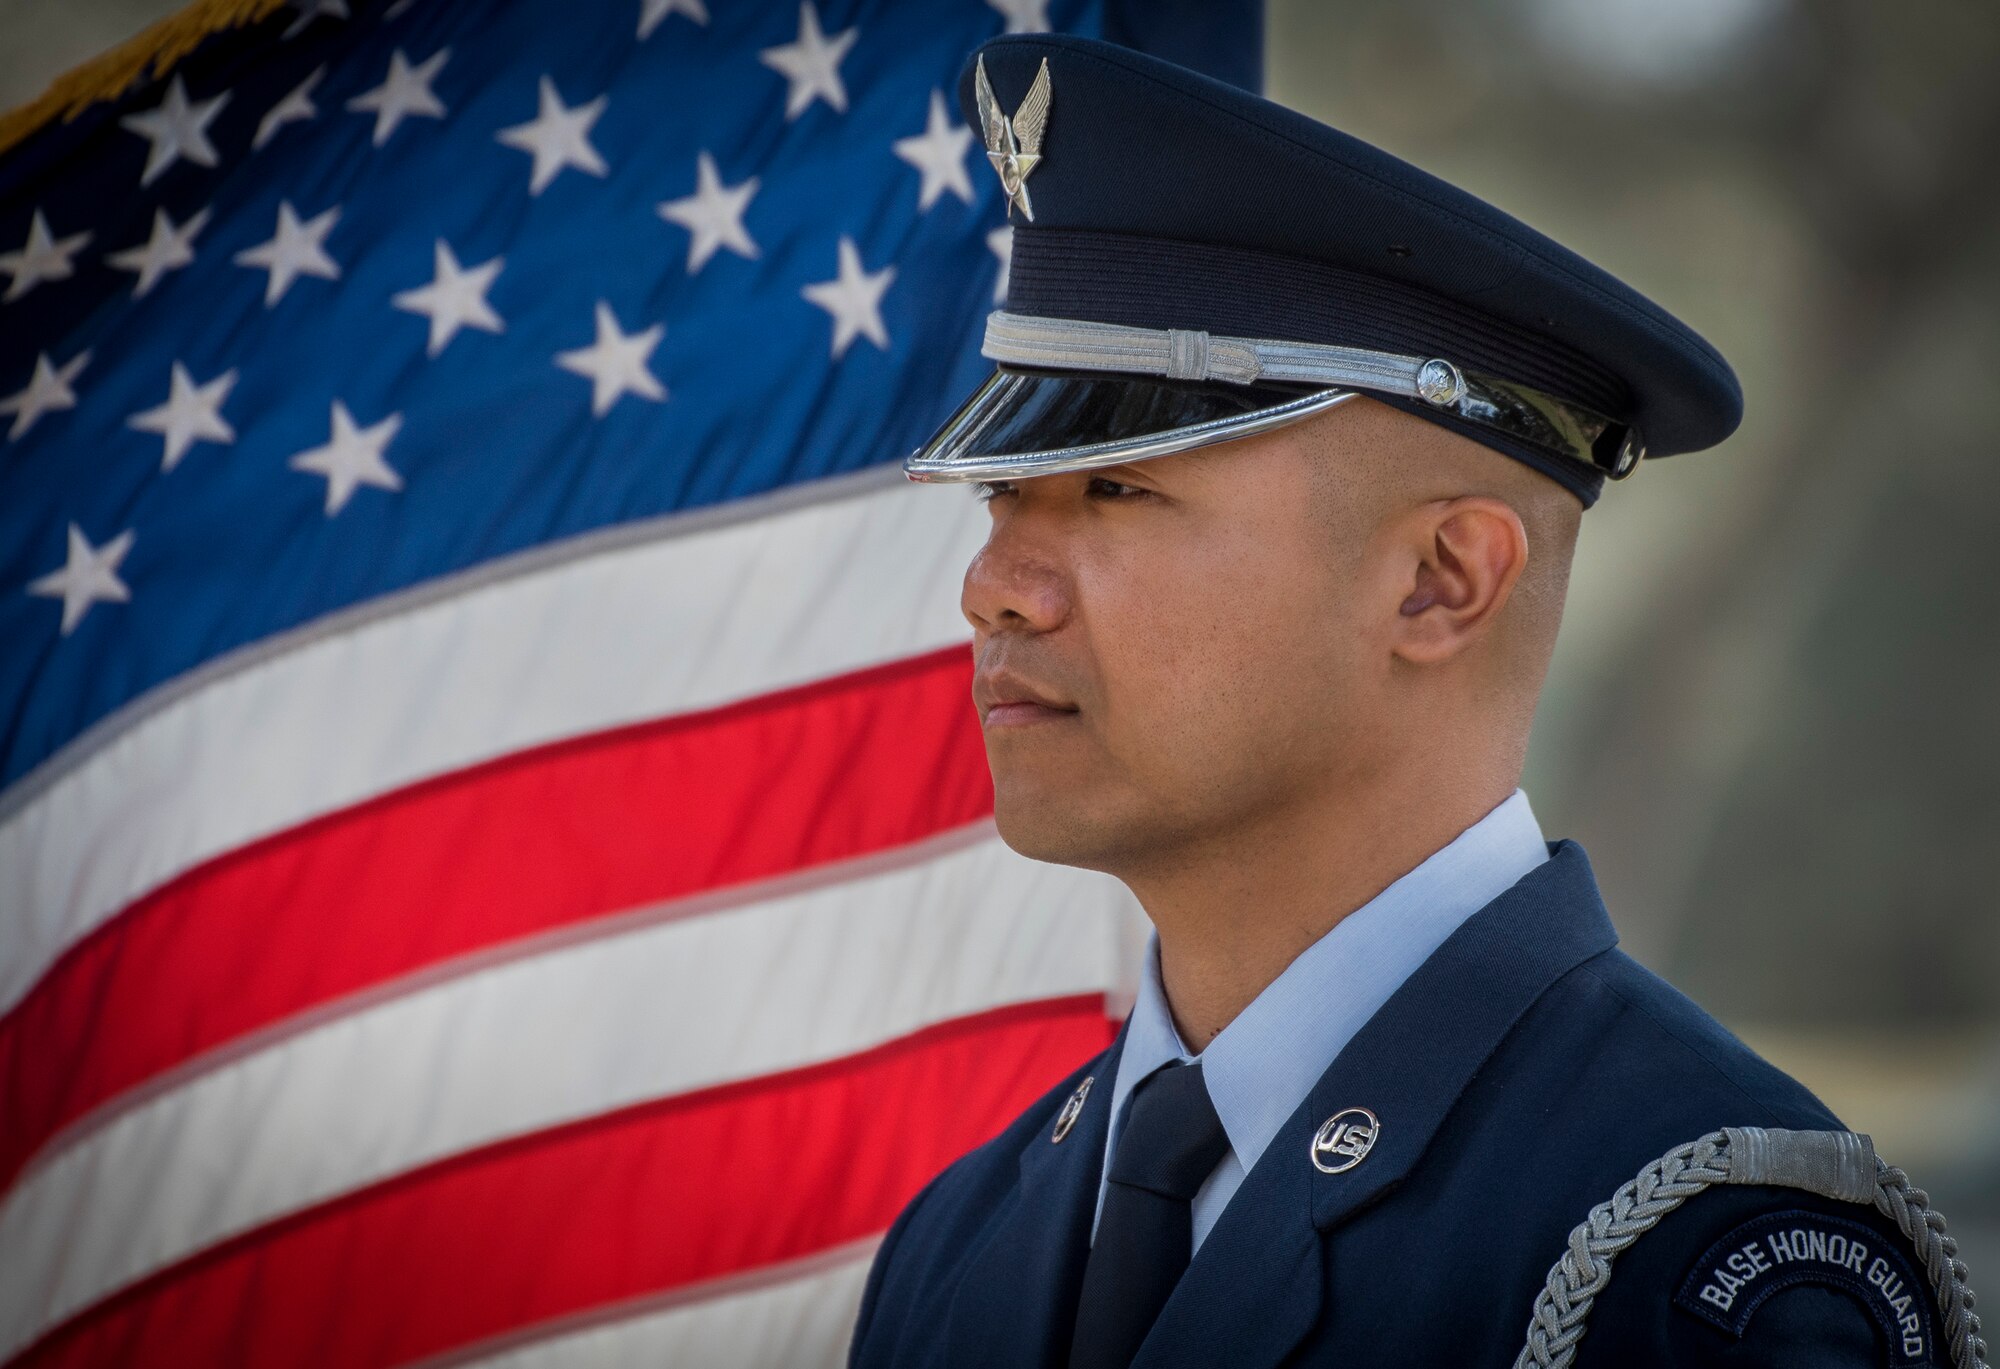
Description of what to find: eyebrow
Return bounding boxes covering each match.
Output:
[1109,452,1208,481]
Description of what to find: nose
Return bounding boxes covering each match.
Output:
[961,514,1072,637]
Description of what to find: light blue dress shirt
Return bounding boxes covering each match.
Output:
[1096,788,1551,1252]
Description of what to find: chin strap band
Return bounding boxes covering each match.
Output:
[1514,1127,1986,1369]
[980,310,1645,478]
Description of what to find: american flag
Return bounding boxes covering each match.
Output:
[0,0,1256,1364]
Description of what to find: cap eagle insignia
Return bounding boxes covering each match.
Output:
[975,55,1052,222]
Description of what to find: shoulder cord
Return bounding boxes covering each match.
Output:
[1514,1126,1986,1369]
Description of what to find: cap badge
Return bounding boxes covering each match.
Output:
[1051,1074,1093,1143]
[1310,1107,1380,1174]
[975,55,1052,222]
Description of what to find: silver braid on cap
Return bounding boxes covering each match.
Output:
[1165,328,1210,381]
[976,311,1642,479]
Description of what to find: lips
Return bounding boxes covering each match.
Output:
[973,665,1078,728]
[982,700,1075,727]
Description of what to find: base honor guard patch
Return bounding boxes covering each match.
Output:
[1673,1210,1938,1365]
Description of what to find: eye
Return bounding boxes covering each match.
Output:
[973,480,1014,503]
[1085,475,1149,500]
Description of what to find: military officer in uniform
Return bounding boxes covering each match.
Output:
[849,32,1980,1369]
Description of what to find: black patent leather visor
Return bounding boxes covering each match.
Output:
[903,366,1355,483]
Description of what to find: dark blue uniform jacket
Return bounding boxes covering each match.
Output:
[850,842,1928,1368]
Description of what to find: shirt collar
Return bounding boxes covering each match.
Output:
[1104,788,1550,1181]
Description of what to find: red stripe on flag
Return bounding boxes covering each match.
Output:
[8,997,1114,1369]
[0,647,987,1198]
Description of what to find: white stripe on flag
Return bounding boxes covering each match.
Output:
[438,1243,875,1369]
[0,476,988,1016]
[0,830,1135,1361]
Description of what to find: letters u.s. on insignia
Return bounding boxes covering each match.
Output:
[975,55,1051,221]
[1310,1107,1380,1175]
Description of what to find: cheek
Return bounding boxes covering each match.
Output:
[1085,527,1354,763]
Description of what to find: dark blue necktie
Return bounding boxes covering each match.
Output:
[1068,1059,1232,1369]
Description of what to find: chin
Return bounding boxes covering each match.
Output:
[990,786,1140,874]
[991,793,1093,868]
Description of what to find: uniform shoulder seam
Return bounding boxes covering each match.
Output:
[1572,960,1792,1128]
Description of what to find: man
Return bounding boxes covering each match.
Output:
[849,33,1969,1369]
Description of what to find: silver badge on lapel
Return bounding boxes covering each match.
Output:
[1310,1107,1379,1174]
[1051,1074,1093,1143]
[975,55,1052,222]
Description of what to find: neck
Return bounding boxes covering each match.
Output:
[1124,757,1518,1051]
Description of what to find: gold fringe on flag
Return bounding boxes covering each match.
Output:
[0,0,291,159]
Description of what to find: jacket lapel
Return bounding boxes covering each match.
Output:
[1136,1140,1325,1369]
[940,1028,1127,1368]
[1135,840,1619,1369]
[1299,840,1617,1233]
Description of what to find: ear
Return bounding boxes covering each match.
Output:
[1390,497,1530,665]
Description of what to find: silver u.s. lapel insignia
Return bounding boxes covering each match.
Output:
[1310,1107,1379,1174]
[975,54,1051,221]
[1051,1074,1093,1143]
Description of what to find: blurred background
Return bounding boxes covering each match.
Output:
[6,0,1995,1283]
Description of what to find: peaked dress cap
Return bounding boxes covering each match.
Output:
[906,34,1744,506]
